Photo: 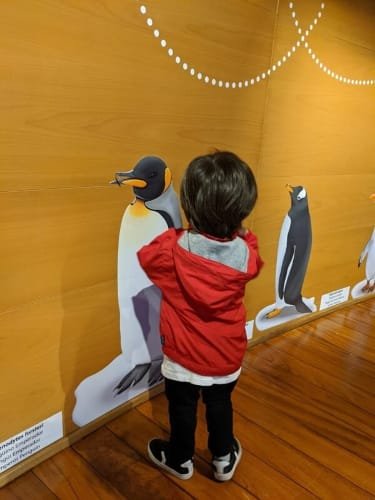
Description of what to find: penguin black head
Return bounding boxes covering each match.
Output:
[286,184,309,214]
[111,156,172,201]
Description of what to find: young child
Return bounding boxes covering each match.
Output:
[137,151,263,481]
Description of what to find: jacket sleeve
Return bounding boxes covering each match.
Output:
[137,228,176,288]
[241,230,264,278]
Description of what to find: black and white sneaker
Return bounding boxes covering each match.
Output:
[212,438,242,481]
[147,439,194,480]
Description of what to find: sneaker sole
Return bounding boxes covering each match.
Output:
[214,439,242,482]
[147,441,193,480]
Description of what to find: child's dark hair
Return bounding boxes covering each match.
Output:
[180,151,257,239]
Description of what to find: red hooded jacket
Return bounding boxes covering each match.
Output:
[137,228,263,376]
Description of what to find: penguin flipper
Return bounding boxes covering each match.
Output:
[148,357,164,386]
[359,242,370,266]
[113,363,150,396]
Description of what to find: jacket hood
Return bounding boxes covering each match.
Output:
[172,232,261,317]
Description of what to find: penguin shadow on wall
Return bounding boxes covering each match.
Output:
[256,184,317,331]
[352,193,375,299]
[72,157,182,427]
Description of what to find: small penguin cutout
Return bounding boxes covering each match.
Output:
[72,157,182,427]
[255,184,317,331]
[351,193,375,299]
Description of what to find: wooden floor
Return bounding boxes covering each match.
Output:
[1,299,375,499]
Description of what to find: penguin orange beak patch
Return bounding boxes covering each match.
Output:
[286,184,294,193]
[121,178,147,188]
[163,167,172,192]
[370,193,375,201]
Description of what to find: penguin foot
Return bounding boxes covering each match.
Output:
[266,308,282,319]
[361,283,369,293]
[148,358,164,386]
[113,363,150,396]
[295,300,313,314]
[361,281,372,293]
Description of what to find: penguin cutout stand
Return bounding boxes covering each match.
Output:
[72,157,182,427]
[255,184,317,331]
[351,193,375,299]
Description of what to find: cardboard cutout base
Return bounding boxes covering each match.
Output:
[351,280,375,299]
[255,297,317,331]
[72,354,162,427]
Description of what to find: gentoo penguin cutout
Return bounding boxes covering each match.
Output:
[255,184,317,331]
[351,193,375,299]
[72,157,182,427]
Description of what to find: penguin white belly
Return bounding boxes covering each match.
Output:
[275,215,291,308]
[72,202,168,427]
[118,201,167,356]
[365,230,375,281]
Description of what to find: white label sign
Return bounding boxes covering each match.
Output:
[245,320,254,340]
[0,412,63,474]
[320,286,350,311]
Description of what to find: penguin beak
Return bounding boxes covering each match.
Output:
[370,193,375,201]
[286,184,294,193]
[110,170,147,188]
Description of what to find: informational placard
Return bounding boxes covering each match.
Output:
[245,320,254,340]
[320,286,350,311]
[0,412,63,474]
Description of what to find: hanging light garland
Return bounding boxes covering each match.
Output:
[288,2,374,85]
[136,1,374,88]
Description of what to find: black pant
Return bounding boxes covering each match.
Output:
[164,378,237,464]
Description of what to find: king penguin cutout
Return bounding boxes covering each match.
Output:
[255,184,316,331]
[352,193,375,298]
[72,156,182,427]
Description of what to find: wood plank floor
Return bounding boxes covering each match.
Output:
[1,299,374,499]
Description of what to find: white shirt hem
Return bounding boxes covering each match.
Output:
[161,356,241,386]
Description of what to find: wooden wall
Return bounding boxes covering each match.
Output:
[248,0,375,318]
[1,0,374,483]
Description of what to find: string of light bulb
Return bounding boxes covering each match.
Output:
[288,2,374,86]
[136,1,374,88]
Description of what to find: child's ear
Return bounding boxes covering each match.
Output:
[238,227,249,237]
